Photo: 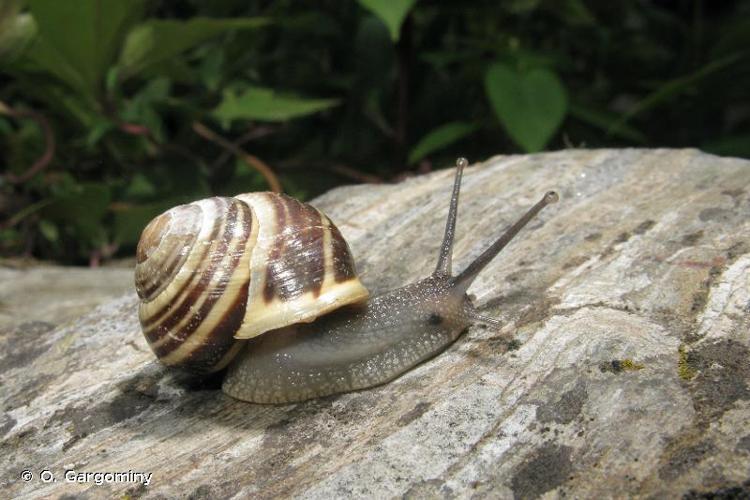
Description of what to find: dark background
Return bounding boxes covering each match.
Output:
[1,0,748,264]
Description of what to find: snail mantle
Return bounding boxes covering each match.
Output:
[2,149,750,499]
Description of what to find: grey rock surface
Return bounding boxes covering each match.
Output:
[1,149,749,499]
[0,265,132,330]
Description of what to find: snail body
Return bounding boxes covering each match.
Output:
[222,277,471,403]
[136,158,558,403]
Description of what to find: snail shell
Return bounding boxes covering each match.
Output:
[135,193,369,373]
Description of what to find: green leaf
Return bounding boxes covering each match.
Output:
[484,63,568,152]
[213,87,339,125]
[0,228,22,250]
[105,66,120,94]
[199,45,224,92]
[44,183,111,241]
[354,15,393,83]
[123,173,157,200]
[85,118,116,147]
[0,117,11,134]
[34,81,101,129]
[0,5,36,62]
[120,78,171,142]
[22,37,89,96]
[357,0,417,41]
[26,0,146,96]
[38,219,59,243]
[408,122,479,164]
[119,17,269,78]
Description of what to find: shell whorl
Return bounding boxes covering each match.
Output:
[135,193,369,373]
[234,193,369,339]
[137,197,257,372]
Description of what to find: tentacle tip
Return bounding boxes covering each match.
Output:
[456,157,469,169]
[544,190,559,204]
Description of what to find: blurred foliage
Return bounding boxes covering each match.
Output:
[0,0,748,264]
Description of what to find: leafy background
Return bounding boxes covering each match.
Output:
[1,0,748,264]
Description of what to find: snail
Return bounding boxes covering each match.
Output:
[135,158,558,403]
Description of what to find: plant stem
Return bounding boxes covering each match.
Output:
[192,121,282,193]
[0,101,56,184]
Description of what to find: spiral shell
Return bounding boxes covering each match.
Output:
[135,193,369,373]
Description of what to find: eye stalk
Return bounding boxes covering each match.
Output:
[430,159,558,292]
[434,157,468,277]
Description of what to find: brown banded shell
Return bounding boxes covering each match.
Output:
[135,193,369,373]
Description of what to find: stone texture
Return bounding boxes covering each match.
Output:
[0,265,132,330]
[1,149,749,499]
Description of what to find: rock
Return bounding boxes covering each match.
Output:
[1,149,749,498]
[0,265,133,330]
